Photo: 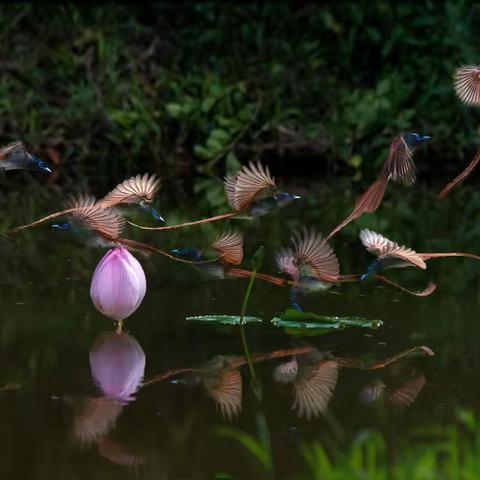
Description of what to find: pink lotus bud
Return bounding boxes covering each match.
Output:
[89,332,146,402]
[90,247,146,321]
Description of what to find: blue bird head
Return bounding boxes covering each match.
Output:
[51,222,71,231]
[30,155,52,174]
[140,201,165,223]
[170,247,204,261]
[273,192,301,207]
[404,133,431,147]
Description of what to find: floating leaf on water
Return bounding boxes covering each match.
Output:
[270,309,383,335]
[186,315,262,325]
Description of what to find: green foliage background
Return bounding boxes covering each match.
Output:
[1,2,480,196]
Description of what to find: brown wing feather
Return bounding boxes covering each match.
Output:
[100,173,161,207]
[68,195,126,239]
[292,228,340,282]
[211,231,243,265]
[205,369,242,420]
[97,438,147,467]
[382,136,416,185]
[359,229,426,269]
[225,162,276,211]
[275,247,299,280]
[388,375,426,408]
[292,360,338,420]
[0,141,25,160]
[454,65,480,106]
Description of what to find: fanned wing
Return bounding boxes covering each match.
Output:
[0,141,25,160]
[275,247,299,280]
[211,231,243,265]
[382,136,416,185]
[274,358,299,383]
[292,360,339,420]
[100,174,161,207]
[454,65,480,106]
[205,369,242,420]
[224,162,276,211]
[292,228,340,282]
[67,195,126,238]
[359,229,426,269]
[388,374,426,408]
[98,438,147,467]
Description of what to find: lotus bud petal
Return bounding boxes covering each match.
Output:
[89,332,146,403]
[90,247,146,321]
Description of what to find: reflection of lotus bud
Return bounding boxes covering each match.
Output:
[90,248,147,321]
[89,332,146,403]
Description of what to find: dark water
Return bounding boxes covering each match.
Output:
[1,192,480,479]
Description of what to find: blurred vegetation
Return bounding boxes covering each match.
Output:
[1,2,480,202]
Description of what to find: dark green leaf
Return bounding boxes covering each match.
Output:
[187,315,262,325]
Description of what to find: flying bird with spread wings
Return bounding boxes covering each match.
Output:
[170,230,287,286]
[0,141,52,174]
[128,161,301,231]
[359,228,480,280]
[438,65,480,199]
[326,133,430,240]
[98,173,164,222]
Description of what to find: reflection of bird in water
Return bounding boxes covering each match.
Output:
[128,161,301,231]
[97,437,147,468]
[172,355,243,421]
[98,173,164,222]
[359,374,426,409]
[327,133,430,239]
[275,228,341,311]
[171,230,287,286]
[70,396,124,445]
[360,228,480,280]
[274,350,339,420]
[0,141,52,173]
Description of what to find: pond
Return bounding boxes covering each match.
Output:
[1,187,480,479]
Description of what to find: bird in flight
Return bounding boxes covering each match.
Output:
[0,141,52,174]
[327,133,430,239]
[128,161,301,231]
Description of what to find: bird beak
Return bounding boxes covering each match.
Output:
[293,195,301,200]
[360,273,368,281]
[170,248,180,255]
[421,135,431,142]
[44,166,52,174]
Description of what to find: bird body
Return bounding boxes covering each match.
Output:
[0,141,52,173]
[276,228,340,310]
[327,133,430,239]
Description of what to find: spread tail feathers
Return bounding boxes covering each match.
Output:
[326,178,388,240]
[438,149,480,199]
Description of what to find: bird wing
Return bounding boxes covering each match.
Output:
[97,438,147,467]
[0,141,25,161]
[454,65,480,106]
[359,229,426,269]
[275,247,299,279]
[382,136,416,185]
[100,173,161,207]
[205,369,242,420]
[292,228,340,282]
[211,230,243,265]
[292,360,339,420]
[224,162,276,211]
[67,194,126,238]
[388,374,426,408]
[274,358,299,383]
